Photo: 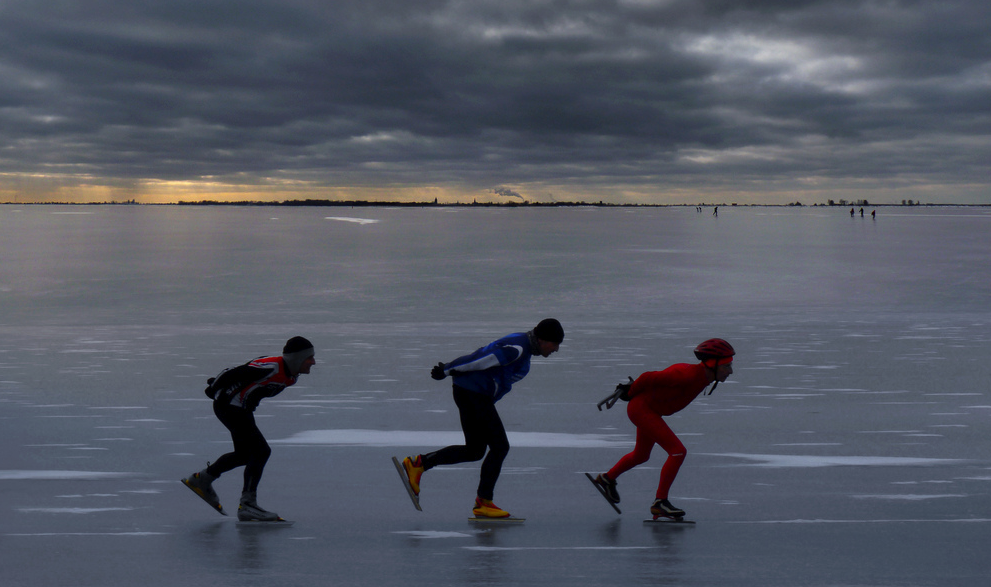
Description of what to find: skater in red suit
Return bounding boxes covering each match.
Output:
[591,338,735,519]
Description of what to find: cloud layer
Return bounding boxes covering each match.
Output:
[1,1,988,203]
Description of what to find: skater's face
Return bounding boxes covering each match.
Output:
[297,355,316,375]
[535,339,560,358]
[714,362,732,382]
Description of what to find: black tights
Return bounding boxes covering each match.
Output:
[206,402,271,494]
[422,386,509,501]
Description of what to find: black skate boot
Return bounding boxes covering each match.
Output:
[593,473,620,504]
[650,498,685,520]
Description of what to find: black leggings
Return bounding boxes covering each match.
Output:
[422,386,510,501]
[206,402,272,494]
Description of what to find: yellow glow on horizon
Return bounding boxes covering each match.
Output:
[0,173,981,207]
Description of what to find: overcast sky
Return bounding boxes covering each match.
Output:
[1,0,988,204]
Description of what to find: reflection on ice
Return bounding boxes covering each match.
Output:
[463,546,657,551]
[0,470,133,480]
[6,531,167,536]
[737,518,991,524]
[393,531,472,539]
[17,507,134,514]
[273,429,632,448]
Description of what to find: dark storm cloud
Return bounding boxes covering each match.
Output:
[1,0,988,202]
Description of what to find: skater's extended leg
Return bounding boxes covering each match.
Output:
[605,396,659,480]
[606,426,655,481]
[421,386,491,469]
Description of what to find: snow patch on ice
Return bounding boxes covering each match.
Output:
[705,454,963,468]
[851,494,964,500]
[325,217,380,225]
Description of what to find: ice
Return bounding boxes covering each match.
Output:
[1,204,990,586]
[0,470,133,480]
[704,454,965,468]
[273,429,633,448]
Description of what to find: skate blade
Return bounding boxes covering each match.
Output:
[236,519,294,527]
[181,478,227,515]
[469,517,525,524]
[644,517,695,525]
[391,456,422,511]
[584,472,621,514]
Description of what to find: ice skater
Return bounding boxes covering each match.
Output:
[589,338,735,520]
[399,319,564,518]
[182,336,316,521]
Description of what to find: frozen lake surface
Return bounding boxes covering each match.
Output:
[1,204,990,586]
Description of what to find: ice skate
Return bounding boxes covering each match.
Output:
[237,491,282,522]
[650,498,685,520]
[472,497,511,519]
[593,473,620,504]
[585,472,622,513]
[181,467,226,516]
[402,455,424,496]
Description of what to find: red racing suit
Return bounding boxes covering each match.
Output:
[606,362,710,500]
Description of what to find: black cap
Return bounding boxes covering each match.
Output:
[533,318,564,344]
[283,336,314,355]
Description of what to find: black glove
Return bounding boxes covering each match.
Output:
[597,377,635,411]
[430,362,447,380]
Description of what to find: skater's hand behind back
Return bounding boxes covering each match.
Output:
[431,362,447,380]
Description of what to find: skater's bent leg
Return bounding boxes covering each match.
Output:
[657,451,686,500]
[653,421,686,500]
[476,410,509,501]
[242,438,272,493]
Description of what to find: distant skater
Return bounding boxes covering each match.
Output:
[872,209,876,219]
[712,206,718,216]
[400,319,564,518]
[590,339,735,520]
[860,208,864,217]
[182,336,316,520]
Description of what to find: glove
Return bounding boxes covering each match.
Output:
[430,362,447,380]
[596,377,635,411]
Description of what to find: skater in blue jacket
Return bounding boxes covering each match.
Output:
[400,319,564,518]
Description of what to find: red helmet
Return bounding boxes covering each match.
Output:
[694,338,735,363]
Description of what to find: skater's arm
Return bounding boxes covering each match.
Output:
[444,343,523,375]
[206,364,271,400]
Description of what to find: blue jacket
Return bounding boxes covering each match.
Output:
[442,331,535,402]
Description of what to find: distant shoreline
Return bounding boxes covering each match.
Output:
[1,200,988,208]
